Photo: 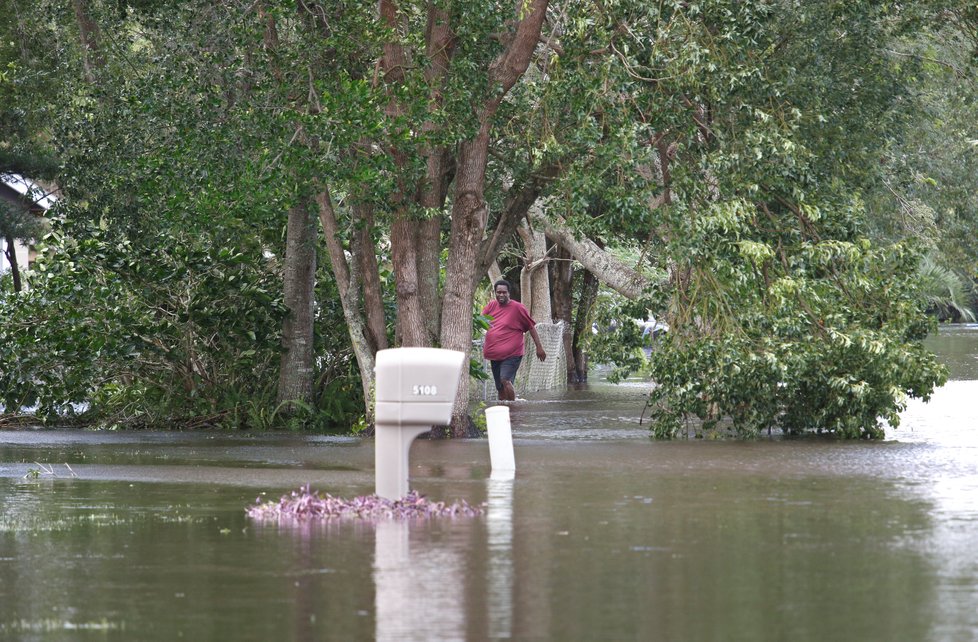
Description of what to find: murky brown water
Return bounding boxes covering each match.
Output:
[1,326,977,641]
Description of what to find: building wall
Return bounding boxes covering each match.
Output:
[0,237,31,274]
[1,176,49,282]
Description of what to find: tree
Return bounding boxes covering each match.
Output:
[482,0,949,437]
[0,198,43,292]
[0,0,959,441]
[309,0,552,435]
[0,0,361,427]
[0,3,60,292]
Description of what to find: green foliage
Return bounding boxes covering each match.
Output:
[0,213,365,429]
[0,1,60,180]
[471,401,488,434]
[0,200,45,243]
[470,312,492,381]
[0,219,286,424]
[511,0,953,438]
[0,0,371,430]
[865,28,978,288]
[645,199,947,439]
[0,0,964,441]
[584,295,654,384]
[917,255,975,322]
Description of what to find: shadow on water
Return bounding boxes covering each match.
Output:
[1,326,977,640]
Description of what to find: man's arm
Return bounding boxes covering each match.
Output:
[528,325,546,361]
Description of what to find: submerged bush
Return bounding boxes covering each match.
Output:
[0,221,362,429]
[247,486,484,521]
[644,201,947,439]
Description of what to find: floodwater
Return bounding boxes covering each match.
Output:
[1,328,977,641]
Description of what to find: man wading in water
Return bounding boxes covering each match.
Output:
[482,279,547,401]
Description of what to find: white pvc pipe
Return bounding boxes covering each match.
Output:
[485,406,516,472]
[486,475,514,637]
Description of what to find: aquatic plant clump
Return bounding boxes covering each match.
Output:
[246,485,484,521]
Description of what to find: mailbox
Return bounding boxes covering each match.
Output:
[374,347,466,500]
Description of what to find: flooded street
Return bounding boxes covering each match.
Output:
[2,327,977,641]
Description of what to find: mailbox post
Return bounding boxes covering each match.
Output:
[374,347,466,500]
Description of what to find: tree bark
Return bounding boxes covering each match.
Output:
[351,203,388,354]
[417,216,443,345]
[415,6,456,345]
[549,242,576,382]
[415,147,454,346]
[391,215,427,346]
[441,134,493,436]
[71,0,104,84]
[441,0,549,436]
[530,209,654,299]
[276,198,317,409]
[572,269,599,383]
[477,162,563,278]
[518,218,551,322]
[380,0,456,348]
[316,189,377,426]
[256,9,320,413]
[378,0,430,346]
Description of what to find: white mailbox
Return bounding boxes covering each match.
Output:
[374,347,466,500]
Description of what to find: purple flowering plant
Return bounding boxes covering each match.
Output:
[247,484,484,521]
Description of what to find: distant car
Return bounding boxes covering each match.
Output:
[591,317,669,339]
[639,317,668,358]
[640,317,669,340]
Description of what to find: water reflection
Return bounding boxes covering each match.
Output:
[891,378,978,642]
[1,326,978,640]
[371,473,517,641]
[924,323,978,380]
[374,520,465,641]
[486,473,514,639]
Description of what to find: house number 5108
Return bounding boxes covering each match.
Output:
[412,385,438,396]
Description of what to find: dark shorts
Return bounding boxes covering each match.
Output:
[490,356,523,392]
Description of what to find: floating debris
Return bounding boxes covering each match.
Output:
[22,462,77,480]
[246,485,484,521]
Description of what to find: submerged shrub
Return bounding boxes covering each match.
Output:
[644,201,947,439]
[247,486,484,521]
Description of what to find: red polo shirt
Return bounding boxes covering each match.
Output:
[482,299,535,360]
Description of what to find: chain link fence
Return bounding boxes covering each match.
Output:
[473,321,567,401]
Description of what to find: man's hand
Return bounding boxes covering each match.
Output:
[528,326,547,362]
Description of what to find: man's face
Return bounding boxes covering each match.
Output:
[495,285,510,305]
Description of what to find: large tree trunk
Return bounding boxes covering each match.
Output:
[352,203,388,354]
[441,134,493,437]
[549,242,576,382]
[572,269,600,383]
[441,0,549,436]
[316,189,377,427]
[378,0,429,347]
[375,0,549,435]
[415,7,456,346]
[415,150,453,345]
[378,0,427,348]
[417,217,443,345]
[261,10,321,413]
[380,1,455,348]
[518,217,552,322]
[71,0,104,84]
[276,199,317,409]
[530,209,654,299]
[391,215,427,346]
